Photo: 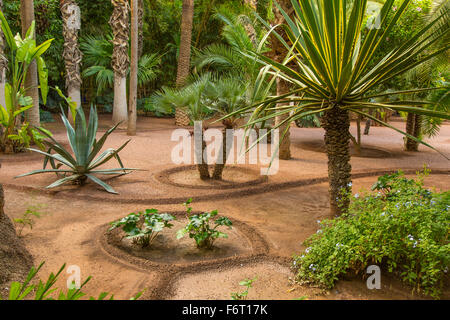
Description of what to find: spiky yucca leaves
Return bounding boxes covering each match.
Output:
[224,0,450,215]
[17,106,138,194]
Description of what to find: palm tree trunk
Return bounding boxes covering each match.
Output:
[271,0,292,160]
[175,0,194,127]
[110,0,130,127]
[275,78,291,160]
[322,107,352,216]
[138,0,144,58]
[404,112,420,151]
[20,0,40,127]
[61,0,82,111]
[364,110,372,135]
[195,128,210,180]
[0,0,6,111]
[0,182,4,217]
[127,0,138,136]
[212,125,233,180]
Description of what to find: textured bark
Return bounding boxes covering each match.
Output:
[0,182,3,216]
[20,0,40,127]
[212,125,234,180]
[275,78,291,160]
[405,113,421,151]
[113,74,128,124]
[128,0,138,136]
[0,164,33,292]
[196,130,210,180]
[110,0,130,126]
[0,0,6,110]
[175,0,194,127]
[138,0,144,58]
[321,107,352,216]
[61,0,83,109]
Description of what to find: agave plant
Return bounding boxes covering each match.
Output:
[224,0,450,215]
[16,106,138,194]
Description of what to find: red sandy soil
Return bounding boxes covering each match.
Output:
[0,115,449,300]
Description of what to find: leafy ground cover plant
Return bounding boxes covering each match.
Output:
[1,262,142,300]
[293,169,449,298]
[109,209,175,248]
[16,105,138,194]
[177,199,233,249]
[231,277,257,300]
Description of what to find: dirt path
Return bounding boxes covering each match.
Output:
[1,116,449,300]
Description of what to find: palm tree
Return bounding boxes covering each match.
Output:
[153,77,211,179]
[175,0,195,126]
[110,0,130,126]
[203,77,249,179]
[60,0,83,110]
[20,0,40,127]
[80,34,161,96]
[128,0,138,136]
[226,0,450,216]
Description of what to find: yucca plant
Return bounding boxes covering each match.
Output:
[224,0,450,215]
[16,105,138,194]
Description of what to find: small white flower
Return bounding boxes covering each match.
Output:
[305,247,311,254]
[354,193,359,198]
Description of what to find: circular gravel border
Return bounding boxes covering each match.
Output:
[4,168,449,205]
[155,165,268,190]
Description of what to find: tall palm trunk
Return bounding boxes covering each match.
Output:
[127,0,138,136]
[20,0,40,127]
[272,0,292,160]
[61,0,82,110]
[275,78,291,160]
[138,0,144,58]
[0,0,6,111]
[110,0,130,126]
[404,113,421,151]
[175,0,194,127]
[195,128,210,180]
[322,107,352,216]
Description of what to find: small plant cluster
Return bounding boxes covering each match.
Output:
[13,204,47,237]
[110,199,233,250]
[1,262,142,300]
[230,277,257,300]
[109,209,175,247]
[293,169,449,298]
[177,199,233,249]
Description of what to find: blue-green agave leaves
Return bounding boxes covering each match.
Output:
[16,105,139,194]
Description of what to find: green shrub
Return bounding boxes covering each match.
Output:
[109,209,175,248]
[177,199,233,249]
[293,169,449,298]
